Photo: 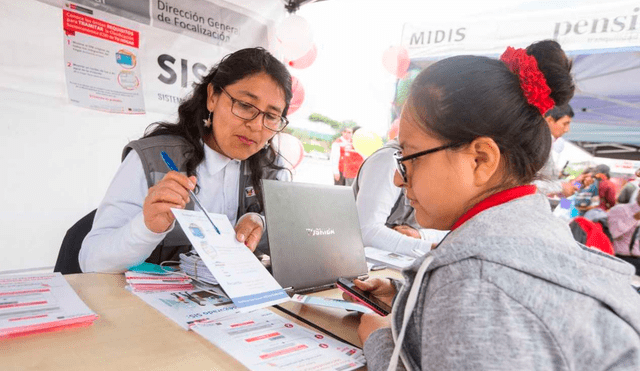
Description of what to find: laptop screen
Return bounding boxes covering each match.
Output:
[262,180,369,293]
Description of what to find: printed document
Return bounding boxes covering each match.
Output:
[364,246,416,271]
[0,273,98,338]
[171,209,289,311]
[290,294,372,314]
[192,308,365,371]
[128,286,236,330]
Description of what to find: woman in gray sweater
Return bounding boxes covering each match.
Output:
[355,40,640,370]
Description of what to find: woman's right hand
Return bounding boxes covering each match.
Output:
[342,277,397,307]
[143,171,196,233]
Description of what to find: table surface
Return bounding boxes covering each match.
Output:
[1,270,401,371]
[2,269,637,370]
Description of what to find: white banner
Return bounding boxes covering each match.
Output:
[41,0,282,116]
[402,1,640,59]
[151,0,270,49]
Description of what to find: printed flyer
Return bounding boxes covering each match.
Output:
[63,2,145,113]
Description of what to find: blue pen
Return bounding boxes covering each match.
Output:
[161,151,221,235]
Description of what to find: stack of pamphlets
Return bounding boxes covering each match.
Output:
[125,271,194,292]
[0,273,98,339]
[178,252,218,285]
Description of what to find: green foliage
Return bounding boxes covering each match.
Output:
[308,113,357,130]
[308,113,340,129]
[308,113,358,141]
[302,142,325,153]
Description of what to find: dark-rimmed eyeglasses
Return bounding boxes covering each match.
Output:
[220,87,289,132]
[393,143,461,183]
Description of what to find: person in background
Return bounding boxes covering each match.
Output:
[341,126,365,186]
[608,192,640,274]
[353,138,447,256]
[80,48,292,273]
[330,126,353,185]
[535,104,577,198]
[593,164,616,211]
[574,168,599,216]
[617,168,640,204]
[350,40,640,370]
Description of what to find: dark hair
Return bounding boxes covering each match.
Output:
[145,47,292,212]
[582,167,594,175]
[407,39,574,185]
[594,164,611,179]
[545,104,574,120]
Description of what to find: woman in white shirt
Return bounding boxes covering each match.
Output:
[80,48,292,273]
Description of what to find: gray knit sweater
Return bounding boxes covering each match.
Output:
[364,192,640,370]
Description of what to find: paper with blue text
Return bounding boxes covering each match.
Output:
[171,209,289,312]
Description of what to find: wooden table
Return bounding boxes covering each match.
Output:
[277,269,403,348]
[1,272,401,371]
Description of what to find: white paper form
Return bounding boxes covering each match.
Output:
[192,308,365,371]
[0,273,98,338]
[128,286,237,330]
[290,294,373,314]
[364,247,416,271]
[171,209,289,312]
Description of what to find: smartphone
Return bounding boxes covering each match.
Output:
[336,277,391,316]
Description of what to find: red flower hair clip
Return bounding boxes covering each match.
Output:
[500,46,554,115]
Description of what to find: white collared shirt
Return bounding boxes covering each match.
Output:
[80,144,248,273]
[534,135,564,195]
[355,146,447,256]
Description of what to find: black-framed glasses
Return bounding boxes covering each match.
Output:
[393,143,461,183]
[220,87,289,132]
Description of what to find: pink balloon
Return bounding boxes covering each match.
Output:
[288,76,305,115]
[388,118,400,140]
[273,133,305,169]
[287,44,317,69]
[382,46,410,78]
[276,15,314,60]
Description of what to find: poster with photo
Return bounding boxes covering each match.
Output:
[63,2,145,113]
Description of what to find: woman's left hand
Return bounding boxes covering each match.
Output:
[357,313,391,345]
[393,225,421,239]
[235,212,264,252]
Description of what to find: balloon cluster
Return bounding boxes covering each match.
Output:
[275,15,318,115]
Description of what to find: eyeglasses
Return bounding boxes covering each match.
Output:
[220,87,289,132]
[393,143,461,183]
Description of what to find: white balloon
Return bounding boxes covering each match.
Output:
[276,15,313,60]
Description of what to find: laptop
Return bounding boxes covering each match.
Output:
[262,180,369,293]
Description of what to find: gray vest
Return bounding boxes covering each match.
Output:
[352,139,420,230]
[122,135,282,264]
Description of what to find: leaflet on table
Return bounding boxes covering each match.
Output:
[128,285,236,330]
[125,271,194,292]
[171,209,289,312]
[364,246,416,271]
[291,294,373,314]
[0,273,98,338]
[192,308,365,371]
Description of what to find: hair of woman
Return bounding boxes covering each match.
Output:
[144,47,293,212]
[406,39,574,186]
[545,104,575,120]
